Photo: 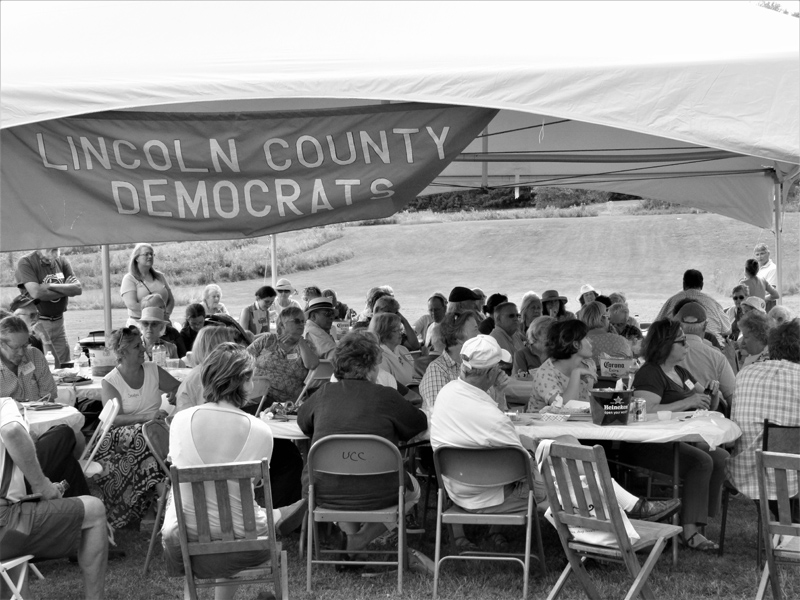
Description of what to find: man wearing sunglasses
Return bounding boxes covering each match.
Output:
[304,297,338,360]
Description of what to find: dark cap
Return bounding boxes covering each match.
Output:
[10,295,38,311]
[449,286,481,302]
[675,302,706,324]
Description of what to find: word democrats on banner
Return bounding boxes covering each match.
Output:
[1,103,497,250]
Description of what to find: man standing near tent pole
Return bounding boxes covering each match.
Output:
[15,248,82,364]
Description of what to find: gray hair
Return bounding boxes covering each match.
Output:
[577,301,607,330]
[768,305,794,325]
[203,284,222,300]
[527,315,555,346]
[739,311,773,345]
[369,312,401,344]
[333,332,381,380]
[0,315,29,337]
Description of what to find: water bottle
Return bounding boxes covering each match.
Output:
[76,351,90,377]
[153,342,167,367]
[45,351,55,370]
[72,339,83,362]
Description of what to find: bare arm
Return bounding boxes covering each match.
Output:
[636,389,710,414]
[23,281,65,302]
[296,338,320,370]
[398,313,421,351]
[120,290,141,314]
[765,280,780,300]
[1,422,61,499]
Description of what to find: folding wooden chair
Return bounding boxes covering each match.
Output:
[432,446,547,600]
[141,419,171,575]
[0,555,44,600]
[541,442,681,600]
[719,419,800,564]
[295,360,335,404]
[306,434,406,594]
[171,459,288,600]
[755,450,800,600]
[78,398,120,476]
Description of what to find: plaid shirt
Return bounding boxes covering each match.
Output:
[0,346,58,402]
[728,360,800,499]
[419,351,506,414]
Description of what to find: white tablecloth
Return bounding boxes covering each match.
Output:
[24,405,85,439]
[55,368,193,406]
[515,412,741,450]
[263,412,742,451]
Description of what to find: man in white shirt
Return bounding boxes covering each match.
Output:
[754,243,777,286]
[431,336,681,521]
[303,297,337,359]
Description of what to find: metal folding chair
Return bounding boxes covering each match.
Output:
[171,459,288,600]
[141,419,171,575]
[542,442,681,600]
[77,398,120,476]
[755,450,800,600]
[432,446,547,600]
[306,434,407,593]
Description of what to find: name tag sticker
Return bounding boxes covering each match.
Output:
[286,353,299,360]
[684,379,694,389]
[20,362,35,376]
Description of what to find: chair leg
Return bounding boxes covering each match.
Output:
[755,563,770,600]
[143,486,169,575]
[623,537,667,600]
[755,500,763,569]
[279,549,289,600]
[298,513,307,559]
[718,484,730,557]
[766,533,783,600]
[306,510,314,593]
[433,491,444,600]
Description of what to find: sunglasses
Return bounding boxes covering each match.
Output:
[278,290,292,294]
[732,295,746,300]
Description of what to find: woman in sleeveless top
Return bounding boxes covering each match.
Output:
[96,326,180,529]
[161,342,306,596]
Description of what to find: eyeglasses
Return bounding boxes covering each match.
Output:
[673,338,688,347]
[732,295,746,300]
[0,339,27,352]
[287,318,305,325]
[278,290,292,294]
[138,252,154,258]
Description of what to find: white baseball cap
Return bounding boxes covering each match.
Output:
[461,335,511,369]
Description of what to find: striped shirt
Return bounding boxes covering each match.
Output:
[0,346,57,402]
[728,360,800,499]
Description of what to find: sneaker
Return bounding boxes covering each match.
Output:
[275,498,307,536]
[407,548,435,576]
[405,514,424,535]
[627,497,681,522]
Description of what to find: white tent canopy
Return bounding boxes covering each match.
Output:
[2,0,798,232]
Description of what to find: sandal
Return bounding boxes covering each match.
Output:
[488,532,510,553]
[680,532,720,552]
[454,536,480,554]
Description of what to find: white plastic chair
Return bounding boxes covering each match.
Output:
[0,555,44,600]
[78,398,120,476]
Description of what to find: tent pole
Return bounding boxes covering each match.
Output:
[481,128,488,187]
[773,181,783,306]
[271,234,278,288]
[101,244,112,339]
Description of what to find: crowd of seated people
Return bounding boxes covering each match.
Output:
[4,265,799,597]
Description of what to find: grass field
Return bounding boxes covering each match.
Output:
[1,210,794,344]
[24,487,800,599]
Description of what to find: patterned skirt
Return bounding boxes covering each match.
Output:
[95,423,165,530]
